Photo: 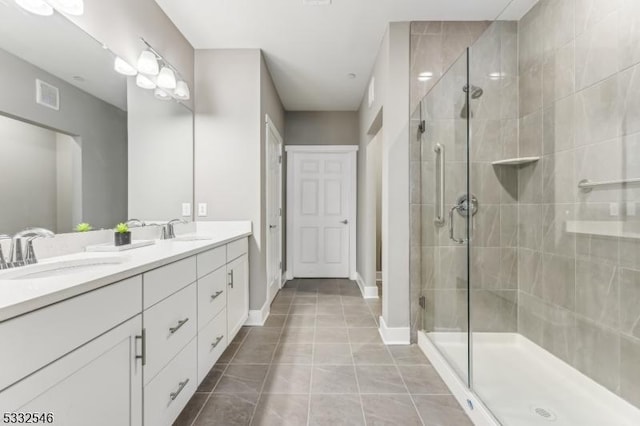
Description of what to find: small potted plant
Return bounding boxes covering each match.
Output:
[114,223,131,246]
[75,222,93,232]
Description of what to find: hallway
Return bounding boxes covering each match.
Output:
[175,279,470,426]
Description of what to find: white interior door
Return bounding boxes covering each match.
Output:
[288,147,356,278]
[266,116,283,304]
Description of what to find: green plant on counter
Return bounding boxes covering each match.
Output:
[115,223,129,234]
[75,222,93,232]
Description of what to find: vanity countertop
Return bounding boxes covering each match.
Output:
[0,221,252,323]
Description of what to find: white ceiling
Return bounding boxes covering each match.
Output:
[0,1,127,110]
[154,0,522,111]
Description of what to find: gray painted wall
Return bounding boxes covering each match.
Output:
[127,83,194,221]
[284,112,358,146]
[0,115,57,234]
[195,49,285,312]
[0,48,127,231]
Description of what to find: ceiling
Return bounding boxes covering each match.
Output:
[0,1,127,110]
[154,0,524,111]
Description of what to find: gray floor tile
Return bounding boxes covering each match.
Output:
[398,365,450,395]
[314,343,353,364]
[351,343,395,365]
[292,295,318,304]
[348,328,382,344]
[270,304,290,315]
[214,364,269,394]
[197,364,227,392]
[262,364,312,394]
[194,393,258,426]
[290,303,318,315]
[286,314,316,328]
[311,365,359,394]
[389,345,431,365]
[280,327,315,343]
[316,314,347,328]
[231,342,277,364]
[309,394,365,426]
[317,304,344,316]
[245,327,282,343]
[345,314,378,328]
[263,315,286,328]
[361,394,422,426]
[315,327,350,343]
[251,394,309,426]
[413,395,472,426]
[355,365,407,394]
[174,392,208,426]
[272,342,314,364]
[219,343,241,363]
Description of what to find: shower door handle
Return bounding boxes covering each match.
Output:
[434,144,445,225]
[449,205,466,245]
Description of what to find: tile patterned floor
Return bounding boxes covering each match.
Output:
[174,278,472,426]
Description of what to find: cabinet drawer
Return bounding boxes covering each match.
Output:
[197,310,227,384]
[197,268,226,329]
[143,257,196,309]
[196,246,226,279]
[143,283,196,384]
[0,276,142,391]
[226,238,248,262]
[144,338,196,426]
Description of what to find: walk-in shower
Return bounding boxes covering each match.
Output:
[411,1,640,425]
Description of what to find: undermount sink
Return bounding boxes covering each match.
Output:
[0,256,127,280]
[172,235,213,242]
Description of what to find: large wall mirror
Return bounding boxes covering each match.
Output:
[0,2,193,235]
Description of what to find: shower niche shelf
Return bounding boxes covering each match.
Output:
[491,157,539,166]
[566,221,640,240]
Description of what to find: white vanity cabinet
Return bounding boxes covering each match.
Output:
[0,235,250,426]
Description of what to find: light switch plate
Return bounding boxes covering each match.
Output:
[181,203,191,217]
[198,203,208,217]
[610,203,619,216]
[628,202,637,216]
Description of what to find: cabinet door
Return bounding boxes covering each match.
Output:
[0,316,143,426]
[226,254,248,341]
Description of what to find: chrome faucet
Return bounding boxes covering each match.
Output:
[0,235,11,269]
[125,219,146,228]
[162,219,187,240]
[10,228,55,267]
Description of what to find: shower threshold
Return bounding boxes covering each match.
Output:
[418,332,640,426]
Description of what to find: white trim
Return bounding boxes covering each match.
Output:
[417,331,498,426]
[354,272,379,299]
[286,146,358,279]
[265,114,283,306]
[284,145,359,153]
[378,316,410,345]
[244,300,270,326]
[285,270,294,281]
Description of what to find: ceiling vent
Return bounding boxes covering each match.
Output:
[36,79,60,111]
[303,0,331,5]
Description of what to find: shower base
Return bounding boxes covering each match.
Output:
[418,331,640,426]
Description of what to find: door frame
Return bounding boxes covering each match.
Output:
[284,145,358,280]
[265,114,283,305]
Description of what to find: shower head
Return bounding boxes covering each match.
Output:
[460,84,484,118]
[465,84,484,99]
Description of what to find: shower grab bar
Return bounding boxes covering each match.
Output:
[434,143,445,225]
[578,178,640,192]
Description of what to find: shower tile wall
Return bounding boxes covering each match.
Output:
[410,21,490,342]
[516,0,640,408]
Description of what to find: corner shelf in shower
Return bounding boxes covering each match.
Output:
[491,157,540,166]
[566,221,640,240]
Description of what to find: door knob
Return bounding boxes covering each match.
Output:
[269,225,276,229]
[341,220,348,225]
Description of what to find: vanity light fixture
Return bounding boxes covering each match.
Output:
[418,71,434,82]
[157,66,177,90]
[136,74,156,90]
[114,57,138,76]
[174,80,190,100]
[137,50,160,76]
[15,0,54,16]
[154,88,172,101]
[47,0,83,15]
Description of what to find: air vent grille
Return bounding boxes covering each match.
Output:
[36,79,60,111]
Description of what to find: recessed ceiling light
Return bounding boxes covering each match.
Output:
[347,73,356,79]
[418,71,433,82]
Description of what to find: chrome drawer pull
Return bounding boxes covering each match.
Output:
[169,378,189,401]
[210,335,224,350]
[228,270,234,288]
[169,318,189,334]
[210,290,223,301]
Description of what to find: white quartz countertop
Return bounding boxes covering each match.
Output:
[0,221,252,323]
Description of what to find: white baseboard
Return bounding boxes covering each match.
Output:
[417,331,497,426]
[378,316,410,345]
[244,300,270,326]
[354,272,379,299]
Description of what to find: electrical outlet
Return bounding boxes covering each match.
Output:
[181,203,191,217]
[198,203,208,217]
[610,202,619,216]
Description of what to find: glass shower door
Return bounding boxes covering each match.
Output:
[420,49,472,385]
